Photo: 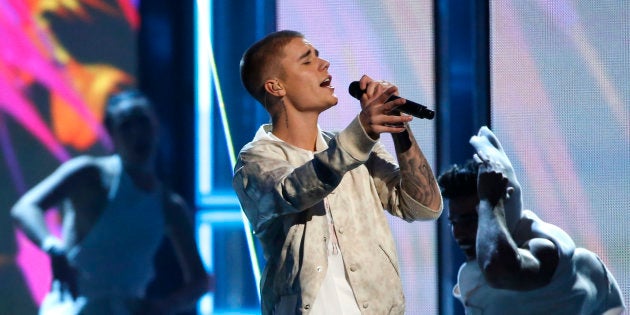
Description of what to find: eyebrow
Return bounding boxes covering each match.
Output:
[298,48,319,60]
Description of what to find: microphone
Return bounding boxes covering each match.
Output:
[348,81,435,120]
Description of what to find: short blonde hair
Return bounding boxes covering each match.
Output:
[240,30,304,105]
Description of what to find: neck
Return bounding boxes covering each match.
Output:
[122,160,157,191]
[271,107,320,151]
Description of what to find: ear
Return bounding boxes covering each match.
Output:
[264,79,285,97]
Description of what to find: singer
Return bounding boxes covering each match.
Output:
[233,30,443,315]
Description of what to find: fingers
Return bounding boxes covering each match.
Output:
[473,152,489,165]
[473,153,502,174]
[368,81,399,100]
[358,74,372,91]
[50,253,79,300]
[58,277,78,300]
[359,109,412,137]
[69,277,79,300]
[358,75,399,100]
[470,127,509,166]
[477,126,505,152]
[477,168,511,203]
[470,129,514,173]
[358,77,413,137]
[469,134,492,155]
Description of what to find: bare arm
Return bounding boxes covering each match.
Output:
[475,169,558,290]
[10,156,100,298]
[391,126,442,211]
[356,75,441,211]
[11,156,95,248]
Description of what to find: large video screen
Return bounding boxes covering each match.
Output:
[277,1,438,313]
[0,0,139,310]
[490,0,629,309]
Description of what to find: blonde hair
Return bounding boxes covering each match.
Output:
[240,30,304,105]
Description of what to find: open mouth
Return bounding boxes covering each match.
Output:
[457,240,474,250]
[458,244,473,250]
[320,76,332,88]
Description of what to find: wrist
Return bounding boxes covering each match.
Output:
[41,236,63,255]
[478,198,499,210]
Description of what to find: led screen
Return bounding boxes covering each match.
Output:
[490,0,629,309]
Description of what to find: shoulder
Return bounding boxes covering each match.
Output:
[239,138,288,160]
[571,247,625,310]
[47,155,107,183]
[58,155,100,171]
[236,139,299,175]
[518,210,575,255]
[15,155,108,206]
[571,247,609,275]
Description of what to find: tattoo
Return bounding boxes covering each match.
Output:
[392,127,440,209]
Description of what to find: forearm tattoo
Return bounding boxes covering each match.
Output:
[392,128,440,208]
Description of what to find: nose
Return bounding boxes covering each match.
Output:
[452,224,462,239]
[452,223,471,239]
[319,58,330,71]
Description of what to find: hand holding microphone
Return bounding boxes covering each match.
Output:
[348,81,435,120]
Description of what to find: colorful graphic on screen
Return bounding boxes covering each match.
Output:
[0,0,139,308]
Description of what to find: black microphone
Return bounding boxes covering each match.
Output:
[348,81,435,120]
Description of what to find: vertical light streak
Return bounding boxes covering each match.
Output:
[195,0,213,198]
[194,0,262,306]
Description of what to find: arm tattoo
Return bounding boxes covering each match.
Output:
[392,127,441,209]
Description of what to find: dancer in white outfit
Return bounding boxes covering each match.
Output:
[12,90,212,315]
[438,126,625,315]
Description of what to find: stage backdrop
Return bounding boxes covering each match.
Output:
[490,0,629,309]
[276,1,439,314]
[0,0,139,308]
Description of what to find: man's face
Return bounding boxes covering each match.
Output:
[110,103,158,166]
[277,37,338,112]
[448,195,479,261]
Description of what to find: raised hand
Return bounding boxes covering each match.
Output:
[356,75,413,139]
[47,242,79,300]
[469,126,523,232]
[477,168,511,207]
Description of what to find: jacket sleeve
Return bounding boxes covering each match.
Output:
[232,117,377,236]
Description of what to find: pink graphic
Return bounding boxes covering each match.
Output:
[0,0,138,305]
